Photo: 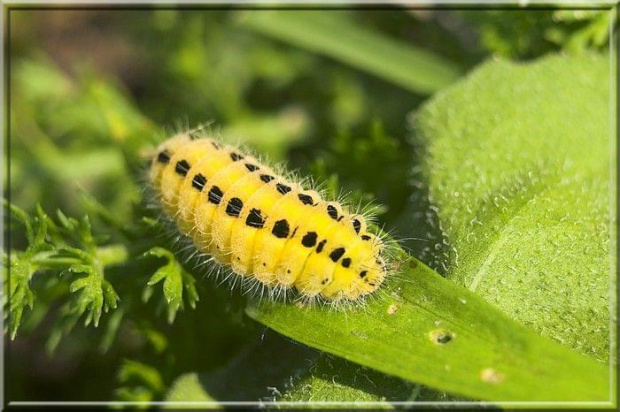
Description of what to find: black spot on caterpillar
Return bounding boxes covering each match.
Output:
[246,208,265,229]
[327,204,339,220]
[302,231,318,247]
[329,247,346,262]
[276,183,292,195]
[230,152,244,161]
[158,150,171,164]
[272,219,290,239]
[192,173,207,191]
[245,163,259,172]
[298,193,315,206]
[208,186,223,205]
[352,219,361,234]
[226,197,243,217]
[175,159,191,176]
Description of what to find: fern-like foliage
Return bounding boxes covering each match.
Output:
[143,247,199,323]
[3,202,125,338]
[56,212,121,327]
[4,203,54,339]
[4,254,36,340]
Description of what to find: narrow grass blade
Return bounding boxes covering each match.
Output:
[237,10,460,94]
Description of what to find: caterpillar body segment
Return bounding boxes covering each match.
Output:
[229,181,281,275]
[159,138,215,214]
[176,143,232,235]
[251,185,308,286]
[149,132,387,303]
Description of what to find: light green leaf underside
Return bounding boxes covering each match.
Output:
[236,10,460,94]
[278,353,415,408]
[413,53,614,361]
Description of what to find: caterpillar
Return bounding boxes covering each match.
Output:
[148,129,387,304]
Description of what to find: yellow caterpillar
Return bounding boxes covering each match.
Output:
[149,130,387,303]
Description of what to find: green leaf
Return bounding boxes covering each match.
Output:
[279,353,415,406]
[118,359,165,392]
[144,247,199,323]
[6,201,34,244]
[5,202,52,254]
[460,10,614,59]
[4,202,128,343]
[246,256,608,402]
[237,10,460,94]
[556,10,616,53]
[166,374,220,405]
[68,262,119,327]
[242,55,612,402]
[413,53,613,361]
[116,359,165,404]
[4,255,36,339]
[3,202,56,338]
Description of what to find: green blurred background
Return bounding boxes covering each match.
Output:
[5,6,613,404]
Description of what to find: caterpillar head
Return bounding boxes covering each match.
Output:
[351,254,387,298]
[342,233,387,300]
